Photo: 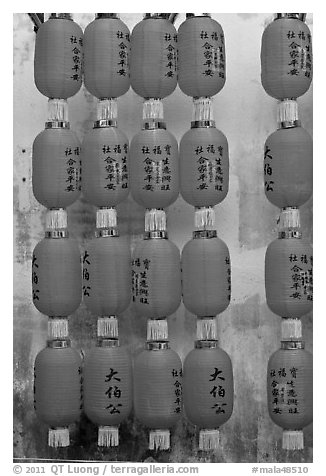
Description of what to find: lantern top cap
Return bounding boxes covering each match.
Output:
[49,13,73,20]
[45,121,70,130]
[186,13,211,18]
[195,339,219,349]
[144,230,168,240]
[281,340,305,350]
[95,228,119,238]
[193,230,217,240]
[191,120,216,129]
[46,339,71,348]
[96,13,119,19]
[143,13,171,20]
[94,119,118,129]
[274,13,306,21]
[45,230,69,239]
[278,230,302,240]
[146,341,170,350]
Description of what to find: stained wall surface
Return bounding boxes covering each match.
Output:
[13,13,313,463]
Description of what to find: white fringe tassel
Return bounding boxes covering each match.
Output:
[145,209,166,232]
[282,430,304,450]
[48,99,68,122]
[281,318,302,340]
[96,208,117,229]
[97,98,117,121]
[48,318,69,339]
[147,319,168,341]
[197,318,218,340]
[143,99,164,121]
[97,317,118,338]
[98,426,119,447]
[199,429,220,451]
[46,209,67,230]
[48,427,70,447]
[149,430,170,450]
[195,207,215,230]
[278,208,301,231]
[277,99,299,125]
[193,97,214,122]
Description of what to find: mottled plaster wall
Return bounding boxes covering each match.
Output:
[13,13,313,463]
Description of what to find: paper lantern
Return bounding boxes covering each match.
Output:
[83,230,131,316]
[34,14,83,99]
[264,125,313,208]
[33,124,81,209]
[83,338,132,446]
[132,232,181,318]
[133,341,182,450]
[181,230,231,317]
[32,233,82,317]
[183,340,234,450]
[178,14,226,98]
[265,234,313,317]
[34,339,82,447]
[267,340,312,450]
[130,14,177,99]
[261,14,312,100]
[84,14,130,99]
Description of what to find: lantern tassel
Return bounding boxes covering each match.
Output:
[193,97,214,122]
[278,207,301,231]
[97,317,118,338]
[277,99,299,126]
[48,427,70,447]
[282,430,304,450]
[281,318,302,340]
[45,209,67,230]
[199,429,220,451]
[98,426,119,447]
[48,98,68,122]
[196,318,218,340]
[147,319,168,341]
[143,99,164,121]
[149,429,170,450]
[97,99,118,121]
[194,207,215,230]
[145,209,166,232]
[96,208,117,229]
[48,318,69,339]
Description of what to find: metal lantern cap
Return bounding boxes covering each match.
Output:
[186,13,211,18]
[142,121,166,131]
[93,119,117,129]
[46,339,71,348]
[146,341,170,350]
[195,340,219,349]
[45,121,70,129]
[279,120,301,130]
[278,231,302,240]
[281,340,305,350]
[96,13,119,19]
[275,13,306,21]
[144,230,168,240]
[193,230,217,240]
[49,13,73,20]
[45,230,69,239]
[95,228,119,238]
[144,13,171,19]
[191,120,215,129]
[97,338,120,348]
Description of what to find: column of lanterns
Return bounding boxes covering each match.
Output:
[32,13,83,447]
[178,14,234,451]
[130,14,182,451]
[81,14,133,447]
[261,13,313,450]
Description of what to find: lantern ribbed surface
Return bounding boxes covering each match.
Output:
[33,128,81,209]
[32,237,82,316]
[84,17,130,99]
[183,344,234,429]
[264,126,313,208]
[265,238,313,317]
[132,238,181,318]
[181,236,231,316]
[261,17,312,100]
[34,345,82,427]
[133,347,182,429]
[83,236,131,316]
[130,128,179,209]
[34,18,83,99]
[130,18,177,99]
[178,16,226,98]
[180,127,229,207]
[81,127,129,207]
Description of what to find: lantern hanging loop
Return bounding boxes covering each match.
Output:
[27,13,44,32]
[275,13,306,22]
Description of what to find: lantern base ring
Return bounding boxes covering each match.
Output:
[191,120,215,129]
[282,430,304,450]
[93,119,117,129]
[142,121,166,130]
[279,120,301,129]
[193,230,217,240]
[45,121,70,129]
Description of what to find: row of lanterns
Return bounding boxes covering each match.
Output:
[261,13,313,450]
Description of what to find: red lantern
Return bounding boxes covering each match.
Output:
[32,231,82,317]
[34,339,82,447]
[83,229,131,316]
[265,233,313,318]
[267,340,312,450]
[133,341,182,450]
[264,125,312,209]
[34,14,83,99]
[132,232,181,318]
[181,230,231,317]
[83,14,130,99]
[178,14,226,98]
[83,338,132,446]
[130,14,177,99]
[261,14,312,100]
[183,340,234,450]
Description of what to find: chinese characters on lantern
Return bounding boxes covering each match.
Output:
[117,32,130,77]
[270,366,300,415]
[172,368,182,414]
[286,30,312,79]
[105,368,122,414]
[141,145,172,192]
[32,254,40,302]
[132,258,151,305]
[70,35,83,82]
[200,30,225,78]
[264,144,274,192]
[209,367,227,414]
[82,250,91,298]
[102,143,128,191]
[65,146,81,193]
[225,256,231,301]
[195,144,224,191]
[289,254,313,301]
[164,33,177,78]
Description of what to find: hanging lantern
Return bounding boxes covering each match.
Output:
[32,99,81,209]
[267,340,312,450]
[34,339,82,447]
[181,230,231,317]
[130,14,177,99]
[132,231,181,318]
[265,230,313,318]
[83,338,132,447]
[261,13,312,100]
[34,13,83,99]
[178,14,226,98]
[133,341,182,450]
[183,340,234,450]
[84,14,130,99]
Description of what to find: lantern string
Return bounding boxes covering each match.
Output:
[98,426,119,447]
[282,430,304,450]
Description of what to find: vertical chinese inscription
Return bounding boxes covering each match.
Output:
[200,30,225,78]
[132,258,151,305]
[82,250,91,298]
[286,29,312,79]
[102,143,128,191]
[270,366,300,415]
[209,367,227,414]
[195,144,224,192]
[65,146,81,192]
[142,144,172,192]
[289,253,313,301]
[172,368,182,414]
[116,30,130,77]
[70,35,83,81]
[164,32,177,78]
[32,253,40,302]
[264,145,274,192]
[104,368,122,414]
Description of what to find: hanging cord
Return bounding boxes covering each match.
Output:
[27,13,44,32]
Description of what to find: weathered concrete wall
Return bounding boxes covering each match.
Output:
[13,13,313,463]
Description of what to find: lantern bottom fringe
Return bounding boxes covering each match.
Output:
[199,429,220,451]
[147,318,168,341]
[143,98,164,122]
[48,318,69,339]
[197,318,217,340]
[46,208,67,231]
[149,429,170,450]
[193,97,214,123]
[96,208,117,229]
[98,426,119,447]
[194,207,215,231]
[277,99,298,125]
[97,317,118,338]
[48,427,70,448]
[282,430,304,450]
[97,99,117,122]
[48,98,68,122]
[278,208,300,231]
[145,209,166,232]
[281,318,302,340]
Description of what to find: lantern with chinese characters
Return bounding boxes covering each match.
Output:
[178,14,226,98]
[267,340,312,450]
[34,339,82,447]
[34,13,83,99]
[133,341,182,450]
[261,13,312,100]
[183,340,234,450]
[83,338,132,447]
[84,14,130,99]
[130,14,177,99]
